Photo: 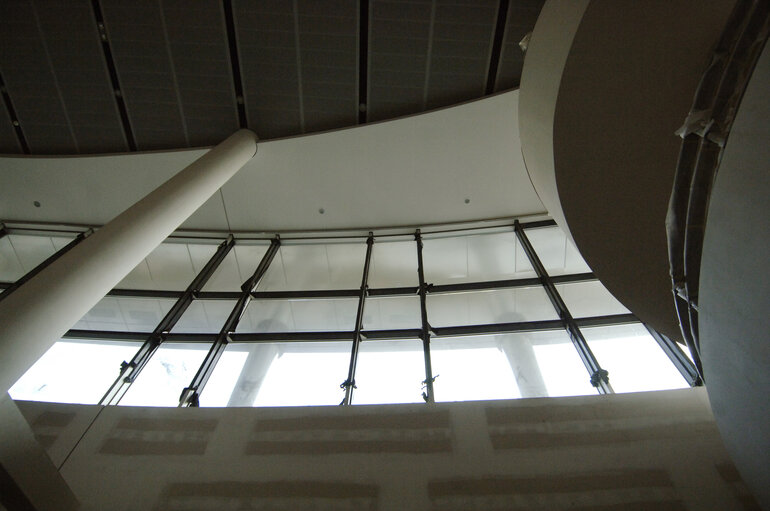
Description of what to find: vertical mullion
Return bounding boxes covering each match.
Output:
[514,220,613,394]
[415,229,436,403]
[644,324,703,387]
[341,232,374,405]
[179,237,281,407]
[99,235,235,405]
[0,229,93,303]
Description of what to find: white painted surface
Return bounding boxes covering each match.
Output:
[0,91,545,232]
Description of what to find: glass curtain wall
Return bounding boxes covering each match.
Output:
[4,220,695,407]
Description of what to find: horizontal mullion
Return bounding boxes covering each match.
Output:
[62,314,637,344]
[96,273,596,301]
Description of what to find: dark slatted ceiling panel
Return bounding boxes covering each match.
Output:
[0,0,125,154]
[297,0,358,132]
[494,0,543,91]
[234,0,302,139]
[425,0,497,110]
[0,99,22,154]
[101,0,186,150]
[368,0,432,122]
[156,0,238,147]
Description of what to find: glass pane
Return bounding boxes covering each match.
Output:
[431,336,520,402]
[362,295,421,330]
[250,342,351,407]
[120,343,210,407]
[583,323,688,393]
[236,298,359,332]
[527,330,599,397]
[201,243,270,292]
[73,297,176,332]
[525,226,591,276]
[422,231,535,284]
[259,242,366,291]
[368,239,418,287]
[0,234,74,282]
[427,287,558,327]
[171,300,237,333]
[353,340,426,405]
[557,280,629,318]
[9,339,140,404]
[198,344,252,407]
[117,241,220,291]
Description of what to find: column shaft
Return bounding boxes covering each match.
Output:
[0,129,258,395]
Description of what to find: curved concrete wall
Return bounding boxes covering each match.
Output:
[520,0,735,340]
[699,41,770,510]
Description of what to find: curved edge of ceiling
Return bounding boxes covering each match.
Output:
[0,90,546,233]
[518,0,737,340]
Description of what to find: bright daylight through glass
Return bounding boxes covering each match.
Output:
[4,221,698,407]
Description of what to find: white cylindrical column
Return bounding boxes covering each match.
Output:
[0,129,258,396]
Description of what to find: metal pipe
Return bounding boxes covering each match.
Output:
[415,229,436,403]
[99,236,235,405]
[179,237,280,406]
[514,220,613,394]
[341,233,374,405]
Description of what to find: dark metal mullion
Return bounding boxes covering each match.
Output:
[0,229,92,303]
[644,324,703,387]
[179,237,281,406]
[485,0,510,95]
[0,73,30,153]
[77,272,600,301]
[99,236,235,405]
[66,313,640,344]
[514,220,613,394]
[90,0,137,151]
[341,233,374,405]
[415,229,436,403]
[357,0,369,123]
[223,0,248,129]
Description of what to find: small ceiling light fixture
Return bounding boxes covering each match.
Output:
[464,198,470,204]
[33,201,41,207]
[318,208,325,214]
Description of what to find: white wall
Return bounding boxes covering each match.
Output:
[16,389,759,510]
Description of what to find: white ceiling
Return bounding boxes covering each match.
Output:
[0,90,545,232]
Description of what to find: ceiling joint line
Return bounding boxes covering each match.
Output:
[30,2,80,153]
[90,0,137,151]
[485,0,511,95]
[222,0,248,130]
[357,0,370,124]
[158,0,190,147]
[292,0,306,133]
[422,0,437,109]
[0,72,30,154]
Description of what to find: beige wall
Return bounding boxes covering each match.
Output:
[519,0,736,340]
[16,389,758,510]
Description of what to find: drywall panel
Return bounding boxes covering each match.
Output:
[0,91,544,233]
[699,41,770,510]
[14,388,758,510]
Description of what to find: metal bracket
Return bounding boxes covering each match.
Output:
[590,369,609,387]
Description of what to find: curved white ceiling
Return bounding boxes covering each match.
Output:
[0,91,544,232]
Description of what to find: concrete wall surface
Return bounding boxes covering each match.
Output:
[699,36,770,511]
[15,388,760,510]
